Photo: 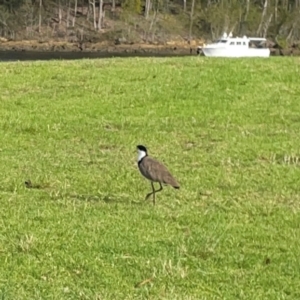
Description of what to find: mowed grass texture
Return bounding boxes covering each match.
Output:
[0,57,300,300]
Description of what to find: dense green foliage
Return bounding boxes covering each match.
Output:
[0,0,300,43]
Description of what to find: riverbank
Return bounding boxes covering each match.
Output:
[0,39,299,56]
[0,39,198,55]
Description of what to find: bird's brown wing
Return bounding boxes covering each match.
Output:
[142,157,180,188]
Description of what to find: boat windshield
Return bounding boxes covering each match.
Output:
[249,40,267,48]
[218,40,227,43]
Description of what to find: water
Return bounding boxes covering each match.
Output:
[0,50,193,62]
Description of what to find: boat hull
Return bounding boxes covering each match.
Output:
[202,47,270,58]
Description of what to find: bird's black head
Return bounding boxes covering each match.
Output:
[136,145,148,153]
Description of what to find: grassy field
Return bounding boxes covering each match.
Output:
[0,56,300,299]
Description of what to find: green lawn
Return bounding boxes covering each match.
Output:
[0,57,300,299]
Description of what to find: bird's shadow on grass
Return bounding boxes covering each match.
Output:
[69,193,144,205]
[23,180,146,205]
[70,193,119,203]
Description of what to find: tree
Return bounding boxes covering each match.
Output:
[39,0,42,32]
[98,0,103,30]
[72,0,77,27]
[89,0,96,29]
[189,0,195,41]
[257,0,269,36]
[145,0,151,19]
[1,0,300,45]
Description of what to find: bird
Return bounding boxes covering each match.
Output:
[136,145,180,205]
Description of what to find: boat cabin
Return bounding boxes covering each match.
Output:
[197,32,270,57]
[214,32,267,48]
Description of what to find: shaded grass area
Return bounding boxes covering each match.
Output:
[0,57,300,299]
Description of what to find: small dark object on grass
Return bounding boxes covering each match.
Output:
[24,180,42,189]
[134,277,153,288]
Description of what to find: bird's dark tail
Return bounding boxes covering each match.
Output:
[166,176,180,189]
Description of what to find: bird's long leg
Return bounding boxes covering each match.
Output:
[152,182,163,205]
[145,182,155,201]
[145,182,163,205]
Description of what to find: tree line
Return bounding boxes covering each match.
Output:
[0,0,299,45]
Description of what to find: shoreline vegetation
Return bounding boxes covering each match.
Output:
[0,38,197,55]
[1,1,300,56]
[0,38,299,56]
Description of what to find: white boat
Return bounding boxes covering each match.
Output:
[197,32,270,58]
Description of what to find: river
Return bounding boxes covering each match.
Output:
[0,50,193,62]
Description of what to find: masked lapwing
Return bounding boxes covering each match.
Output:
[136,145,180,205]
